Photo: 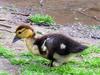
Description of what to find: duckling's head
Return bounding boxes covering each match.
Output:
[12,25,35,43]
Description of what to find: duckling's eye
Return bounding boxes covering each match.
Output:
[18,32,21,34]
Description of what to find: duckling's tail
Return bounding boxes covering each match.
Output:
[70,45,88,53]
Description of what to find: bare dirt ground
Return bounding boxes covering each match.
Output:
[0,0,100,75]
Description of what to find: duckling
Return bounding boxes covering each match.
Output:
[12,25,88,67]
[12,25,44,55]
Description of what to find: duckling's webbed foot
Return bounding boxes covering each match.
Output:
[44,60,54,67]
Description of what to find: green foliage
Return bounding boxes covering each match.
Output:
[0,45,100,75]
[95,25,100,30]
[10,57,31,65]
[81,45,100,56]
[0,46,15,58]
[29,14,55,26]
[0,71,9,75]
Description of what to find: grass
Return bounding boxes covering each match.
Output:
[0,45,15,58]
[28,14,55,26]
[0,71,9,75]
[0,45,100,75]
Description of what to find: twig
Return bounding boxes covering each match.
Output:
[11,12,30,16]
[0,29,13,33]
[77,10,100,22]
[0,19,6,21]
[39,0,45,14]
[0,24,12,28]
[40,0,44,7]
[91,36,100,39]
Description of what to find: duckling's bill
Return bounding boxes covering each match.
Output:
[12,35,21,43]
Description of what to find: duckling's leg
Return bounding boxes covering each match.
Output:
[53,53,79,66]
[53,53,67,66]
[46,49,56,67]
[46,53,66,67]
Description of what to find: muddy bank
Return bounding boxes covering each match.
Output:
[0,0,100,25]
[0,5,100,47]
[0,57,19,75]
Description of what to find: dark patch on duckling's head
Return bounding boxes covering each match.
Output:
[15,24,34,33]
[13,24,36,43]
